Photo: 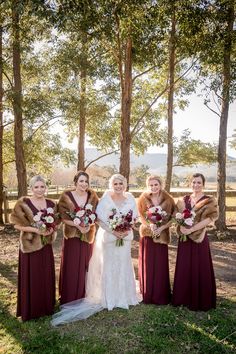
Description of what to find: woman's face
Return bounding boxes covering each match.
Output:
[112,178,125,194]
[31,181,46,198]
[191,176,204,193]
[148,179,161,195]
[76,175,89,192]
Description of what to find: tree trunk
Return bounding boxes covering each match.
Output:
[119,36,132,184]
[12,0,27,197]
[77,33,87,171]
[165,11,176,193]
[77,67,86,171]
[215,1,234,231]
[0,25,4,224]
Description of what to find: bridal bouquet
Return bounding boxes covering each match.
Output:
[108,208,136,246]
[173,208,196,242]
[67,204,97,241]
[32,207,57,245]
[146,205,168,239]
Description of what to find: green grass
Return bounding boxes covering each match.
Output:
[0,267,235,354]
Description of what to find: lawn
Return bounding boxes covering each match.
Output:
[0,227,235,354]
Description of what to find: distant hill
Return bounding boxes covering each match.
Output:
[85,148,236,178]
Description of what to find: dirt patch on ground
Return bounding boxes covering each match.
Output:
[1,225,236,300]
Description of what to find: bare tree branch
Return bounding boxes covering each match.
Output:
[25,116,60,140]
[212,91,222,112]
[131,59,198,138]
[0,120,14,128]
[3,71,13,88]
[85,149,119,170]
[204,102,221,117]
[132,65,157,82]
[3,159,15,165]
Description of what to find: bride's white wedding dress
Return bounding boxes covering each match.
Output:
[51,191,139,326]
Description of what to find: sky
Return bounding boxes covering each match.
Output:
[62,92,236,158]
[147,93,236,158]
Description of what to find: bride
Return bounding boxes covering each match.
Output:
[52,174,139,325]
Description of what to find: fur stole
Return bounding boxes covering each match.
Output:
[10,197,58,253]
[138,190,176,244]
[58,188,99,243]
[176,195,218,243]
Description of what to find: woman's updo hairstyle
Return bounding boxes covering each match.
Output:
[192,173,205,186]
[109,174,127,190]
[146,175,163,188]
[29,175,46,189]
[73,170,89,186]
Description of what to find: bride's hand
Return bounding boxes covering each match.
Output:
[113,230,128,239]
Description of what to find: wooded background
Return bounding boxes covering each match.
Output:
[0,0,236,232]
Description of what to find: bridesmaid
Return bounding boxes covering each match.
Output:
[138,175,175,305]
[10,175,58,321]
[58,170,99,305]
[172,173,218,311]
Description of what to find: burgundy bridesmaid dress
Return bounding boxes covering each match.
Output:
[172,195,216,311]
[139,237,171,305]
[17,199,56,321]
[59,191,93,305]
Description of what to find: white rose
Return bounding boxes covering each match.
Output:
[149,207,157,213]
[47,207,54,214]
[33,214,41,222]
[45,216,54,223]
[85,204,93,211]
[76,210,85,217]
[184,218,193,226]
[90,214,96,222]
[175,213,182,220]
[73,218,81,226]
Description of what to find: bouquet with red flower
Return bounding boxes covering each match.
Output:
[32,207,57,245]
[173,208,196,242]
[67,203,97,241]
[146,205,168,239]
[108,208,136,246]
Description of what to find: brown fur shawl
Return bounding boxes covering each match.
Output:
[10,197,58,253]
[176,195,218,243]
[138,190,176,244]
[58,188,99,243]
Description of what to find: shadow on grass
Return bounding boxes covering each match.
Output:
[0,261,18,287]
[0,297,236,354]
[0,298,108,354]
[130,300,236,354]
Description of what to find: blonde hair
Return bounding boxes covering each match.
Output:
[29,175,46,189]
[109,174,127,190]
[146,175,163,188]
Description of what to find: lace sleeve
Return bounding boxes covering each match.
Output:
[97,219,112,233]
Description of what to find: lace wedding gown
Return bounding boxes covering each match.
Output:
[51,191,139,326]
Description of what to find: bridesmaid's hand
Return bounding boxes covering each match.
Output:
[150,223,160,237]
[180,226,192,235]
[77,225,90,234]
[150,223,157,232]
[36,228,54,236]
[155,226,164,237]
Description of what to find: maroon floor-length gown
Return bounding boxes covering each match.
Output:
[139,237,171,305]
[17,199,56,321]
[59,191,93,305]
[172,195,216,311]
